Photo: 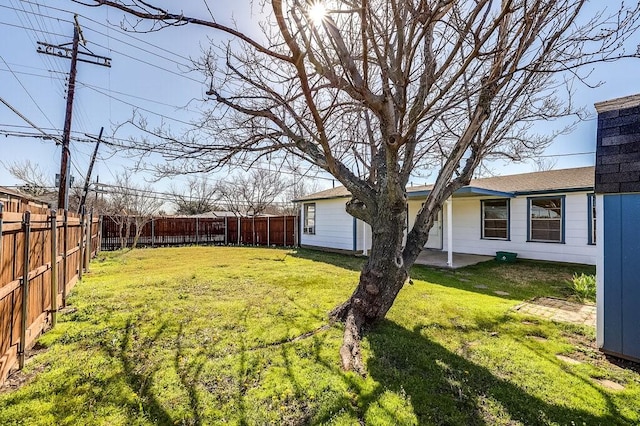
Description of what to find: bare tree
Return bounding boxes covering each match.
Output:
[5,160,51,197]
[86,0,640,371]
[104,171,162,248]
[282,176,319,215]
[103,173,135,249]
[217,169,287,216]
[4,160,104,213]
[129,186,163,248]
[169,176,218,215]
[534,157,559,172]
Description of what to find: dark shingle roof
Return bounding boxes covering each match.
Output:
[295,166,595,202]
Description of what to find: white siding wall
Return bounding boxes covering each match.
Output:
[446,192,596,265]
[302,191,596,265]
[407,200,443,249]
[355,218,372,254]
[300,198,355,251]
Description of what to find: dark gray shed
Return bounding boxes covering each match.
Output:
[594,94,640,362]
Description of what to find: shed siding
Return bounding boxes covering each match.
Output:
[602,194,640,359]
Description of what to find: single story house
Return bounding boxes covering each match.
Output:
[295,166,597,265]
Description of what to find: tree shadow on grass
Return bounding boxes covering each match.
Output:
[291,247,597,302]
[107,318,176,425]
[289,248,365,272]
[364,319,630,425]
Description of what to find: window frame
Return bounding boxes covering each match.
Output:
[481,198,510,240]
[527,195,565,244]
[303,203,316,235]
[588,193,596,245]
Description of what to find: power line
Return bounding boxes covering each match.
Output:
[93,182,296,206]
[78,84,200,125]
[4,2,206,131]
[0,55,59,130]
[0,19,68,37]
[0,67,65,80]
[6,0,69,93]
[0,65,201,115]
[0,65,202,118]
[0,96,59,142]
[5,2,202,84]
[89,39,203,84]
[18,0,193,64]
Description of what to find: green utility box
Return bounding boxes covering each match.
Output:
[496,251,517,263]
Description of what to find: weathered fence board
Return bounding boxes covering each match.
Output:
[101,215,298,250]
[0,204,100,385]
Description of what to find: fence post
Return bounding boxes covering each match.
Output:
[224,216,228,245]
[98,215,103,253]
[267,216,270,246]
[0,203,4,279]
[294,215,299,246]
[284,215,287,246]
[78,206,85,281]
[196,217,199,245]
[151,218,155,247]
[237,217,241,245]
[84,208,92,272]
[49,209,58,327]
[252,216,256,246]
[18,211,31,369]
[62,210,68,307]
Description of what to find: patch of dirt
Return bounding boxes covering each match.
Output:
[594,379,625,391]
[561,333,608,365]
[556,354,582,365]
[492,264,573,285]
[604,355,640,374]
[0,343,49,394]
[562,331,640,375]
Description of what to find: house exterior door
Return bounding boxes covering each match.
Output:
[424,210,443,249]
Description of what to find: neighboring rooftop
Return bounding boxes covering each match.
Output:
[295,166,595,202]
[0,185,50,204]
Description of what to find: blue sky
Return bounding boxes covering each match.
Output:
[1,0,639,195]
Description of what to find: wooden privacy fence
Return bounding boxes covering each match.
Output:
[101,215,299,250]
[0,205,100,385]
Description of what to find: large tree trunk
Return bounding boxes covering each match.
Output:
[331,195,411,374]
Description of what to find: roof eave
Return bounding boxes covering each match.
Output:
[452,187,515,198]
[408,186,515,199]
[513,186,594,196]
[292,194,351,203]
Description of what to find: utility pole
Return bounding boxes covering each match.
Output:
[78,127,103,214]
[37,15,111,211]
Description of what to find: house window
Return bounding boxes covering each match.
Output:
[303,203,315,234]
[481,199,509,240]
[528,196,564,243]
[588,194,596,245]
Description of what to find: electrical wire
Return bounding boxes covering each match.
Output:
[0,56,58,130]
[0,65,202,115]
[0,96,59,142]
[19,0,193,64]
[4,3,203,84]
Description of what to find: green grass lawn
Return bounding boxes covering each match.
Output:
[1,247,638,425]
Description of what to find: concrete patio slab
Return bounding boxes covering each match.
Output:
[414,249,493,269]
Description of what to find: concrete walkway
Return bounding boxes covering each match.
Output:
[514,297,596,327]
[414,249,493,269]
